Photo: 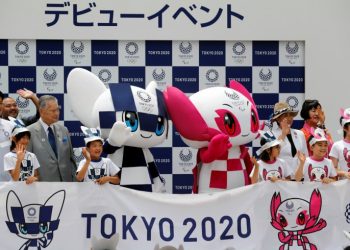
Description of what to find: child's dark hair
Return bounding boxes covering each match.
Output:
[86,140,103,148]
[300,99,321,120]
[10,130,31,151]
[340,117,350,138]
[259,137,271,162]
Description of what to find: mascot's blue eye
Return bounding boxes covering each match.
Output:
[39,222,49,233]
[124,111,139,132]
[19,223,28,234]
[155,116,165,136]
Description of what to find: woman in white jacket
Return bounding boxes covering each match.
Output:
[270,102,309,179]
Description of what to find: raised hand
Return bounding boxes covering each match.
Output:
[82,147,91,161]
[251,156,259,167]
[200,134,232,163]
[16,144,25,162]
[108,121,132,147]
[280,118,290,136]
[317,106,326,125]
[17,88,35,99]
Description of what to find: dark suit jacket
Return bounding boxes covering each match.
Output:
[27,121,77,181]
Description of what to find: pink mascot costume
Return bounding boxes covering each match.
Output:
[164,80,260,193]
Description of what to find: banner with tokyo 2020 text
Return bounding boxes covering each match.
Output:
[1,181,350,250]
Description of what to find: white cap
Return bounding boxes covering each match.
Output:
[340,108,350,127]
[8,117,30,137]
[81,126,104,145]
[256,130,284,156]
[309,127,328,146]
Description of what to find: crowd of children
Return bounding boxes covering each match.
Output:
[251,103,350,185]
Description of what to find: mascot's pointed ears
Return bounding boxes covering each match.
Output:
[67,68,107,127]
[146,81,158,96]
[163,86,219,142]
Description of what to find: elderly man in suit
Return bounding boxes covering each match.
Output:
[27,95,76,181]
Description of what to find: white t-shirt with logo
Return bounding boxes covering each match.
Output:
[302,157,337,182]
[77,157,120,182]
[250,158,292,182]
[4,151,40,181]
[329,139,350,179]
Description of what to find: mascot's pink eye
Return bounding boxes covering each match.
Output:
[296,211,308,225]
[320,174,325,179]
[250,109,259,133]
[215,109,241,136]
[224,113,236,135]
[297,212,305,225]
[278,214,288,227]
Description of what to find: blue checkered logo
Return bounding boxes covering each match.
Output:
[16,96,29,108]
[179,41,192,54]
[259,68,272,81]
[125,42,139,55]
[73,149,84,163]
[286,96,299,109]
[15,41,29,55]
[286,42,299,55]
[179,149,193,162]
[43,68,57,81]
[71,41,84,54]
[98,69,112,83]
[152,68,166,81]
[136,90,151,102]
[232,42,246,55]
[206,69,219,82]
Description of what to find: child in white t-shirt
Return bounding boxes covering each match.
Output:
[4,118,39,184]
[250,131,292,183]
[329,108,350,180]
[295,128,337,183]
[76,126,120,184]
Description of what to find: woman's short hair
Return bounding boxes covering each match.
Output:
[300,99,321,120]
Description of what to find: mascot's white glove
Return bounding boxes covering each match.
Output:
[152,176,166,193]
[108,121,132,147]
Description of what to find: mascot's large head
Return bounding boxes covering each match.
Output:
[67,68,168,148]
[164,80,259,148]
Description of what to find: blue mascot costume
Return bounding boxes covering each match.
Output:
[67,68,167,192]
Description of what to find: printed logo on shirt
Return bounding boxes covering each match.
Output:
[19,157,34,181]
[262,167,282,180]
[308,164,328,182]
[88,162,107,180]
